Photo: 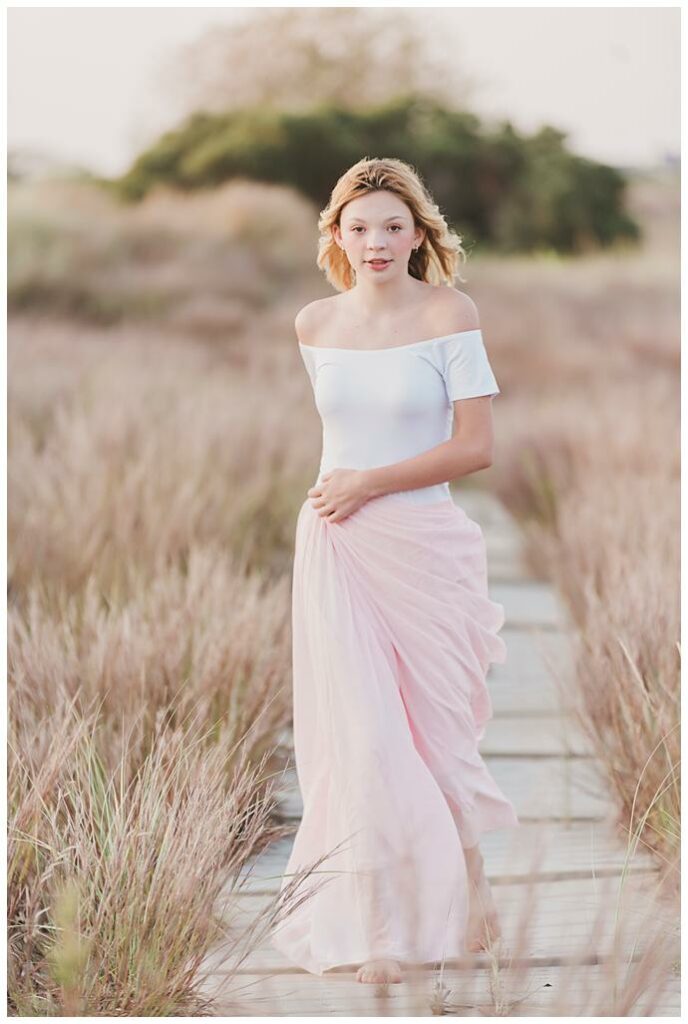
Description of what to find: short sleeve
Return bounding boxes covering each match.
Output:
[439,330,500,401]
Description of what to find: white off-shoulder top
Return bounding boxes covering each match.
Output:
[298,328,500,506]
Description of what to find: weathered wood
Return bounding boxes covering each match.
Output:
[206,872,675,974]
[480,715,594,757]
[490,582,569,630]
[200,960,680,1017]
[486,629,577,717]
[273,755,617,823]
[277,706,594,758]
[236,819,658,896]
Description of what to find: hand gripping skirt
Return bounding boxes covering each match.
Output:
[270,492,519,975]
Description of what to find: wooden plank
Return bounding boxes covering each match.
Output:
[482,530,535,582]
[487,552,538,583]
[474,818,658,881]
[480,715,594,757]
[490,581,569,630]
[277,713,595,758]
[200,960,680,1017]
[236,819,658,896]
[212,872,676,978]
[488,627,575,716]
[274,756,616,824]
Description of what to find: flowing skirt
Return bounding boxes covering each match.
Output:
[270,491,519,975]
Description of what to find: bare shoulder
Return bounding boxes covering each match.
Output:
[294,296,339,346]
[430,285,481,333]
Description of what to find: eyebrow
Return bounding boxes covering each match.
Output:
[346,216,406,224]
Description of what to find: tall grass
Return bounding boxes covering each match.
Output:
[482,221,680,875]
[8,170,679,1011]
[8,178,318,331]
[8,695,295,1015]
[8,316,317,598]
[8,286,320,1009]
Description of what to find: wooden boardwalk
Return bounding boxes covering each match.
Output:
[200,490,680,1016]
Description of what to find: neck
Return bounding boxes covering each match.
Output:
[350,273,423,316]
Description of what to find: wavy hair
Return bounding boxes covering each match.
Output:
[316,156,468,292]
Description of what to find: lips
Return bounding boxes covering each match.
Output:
[367,259,391,265]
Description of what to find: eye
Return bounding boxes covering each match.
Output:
[389,225,402,231]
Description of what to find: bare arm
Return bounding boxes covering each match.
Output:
[361,396,495,499]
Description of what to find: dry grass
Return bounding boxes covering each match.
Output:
[7,534,296,1011]
[491,338,679,874]
[8,169,679,1013]
[8,178,318,333]
[8,296,318,1010]
[473,176,680,873]
[8,316,318,598]
[9,545,292,768]
[8,696,294,1015]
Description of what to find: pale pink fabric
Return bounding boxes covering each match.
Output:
[270,491,519,975]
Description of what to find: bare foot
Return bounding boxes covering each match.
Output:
[356,958,403,984]
[464,847,502,953]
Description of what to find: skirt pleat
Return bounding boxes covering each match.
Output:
[270,492,519,975]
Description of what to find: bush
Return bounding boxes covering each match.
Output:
[115,95,640,255]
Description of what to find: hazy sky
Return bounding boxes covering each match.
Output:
[8,6,680,175]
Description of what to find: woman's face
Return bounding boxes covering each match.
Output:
[334,190,424,279]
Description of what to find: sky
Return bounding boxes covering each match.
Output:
[7,5,681,176]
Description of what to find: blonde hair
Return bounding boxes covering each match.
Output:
[316,156,468,292]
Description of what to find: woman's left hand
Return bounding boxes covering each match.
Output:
[307,468,372,523]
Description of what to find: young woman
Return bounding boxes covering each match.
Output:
[271,157,519,984]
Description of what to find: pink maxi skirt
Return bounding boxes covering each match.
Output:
[270,491,519,975]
